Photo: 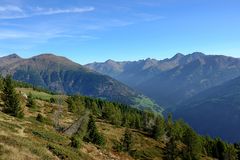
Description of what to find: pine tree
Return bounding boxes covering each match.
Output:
[36,113,44,122]
[85,115,105,146]
[164,136,179,160]
[213,138,226,160]
[122,128,133,152]
[182,127,202,160]
[66,97,77,113]
[26,92,36,108]
[1,75,23,118]
[152,116,165,140]
[70,135,81,148]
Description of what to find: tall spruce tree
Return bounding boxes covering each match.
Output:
[85,115,105,146]
[1,75,23,118]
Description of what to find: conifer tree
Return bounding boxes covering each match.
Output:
[164,136,179,160]
[122,128,133,152]
[1,75,23,118]
[85,115,105,146]
[182,127,202,160]
[66,97,77,112]
[70,135,81,148]
[152,116,165,140]
[26,92,36,108]
[213,138,226,160]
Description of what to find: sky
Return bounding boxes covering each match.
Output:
[0,0,240,64]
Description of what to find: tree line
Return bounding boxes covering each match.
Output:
[66,95,239,159]
[0,75,239,159]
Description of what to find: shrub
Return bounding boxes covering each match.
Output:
[36,114,44,122]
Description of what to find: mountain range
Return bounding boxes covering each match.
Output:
[0,54,161,112]
[1,52,240,142]
[86,52,240,142]
[86,52,240,108]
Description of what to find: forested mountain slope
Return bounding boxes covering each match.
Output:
[0,54,161,112]
[174,76,240,142]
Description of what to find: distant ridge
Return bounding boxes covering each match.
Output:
[174,75,240,142]
[0,53,162,112]
[86,52,240,108]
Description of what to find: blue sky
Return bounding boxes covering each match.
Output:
[0,0,239,64]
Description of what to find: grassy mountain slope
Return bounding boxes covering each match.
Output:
[0,87,159,160]
[0,84,220,160]
[1,74,228,160]
[0,54,161,112]
[174,76,240,142]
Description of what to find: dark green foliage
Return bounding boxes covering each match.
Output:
[224,144,237,160]
[50,97,56,103]
[36,113,44,122]
[182,127,202,160]
[26,92,36,108]
[122,128,133,152]
[234,143,240,160]
[84,115,105,146]
[164,136,180,160]
[66,95,155,131]
[213,138,226,160]
[203,137,237,160]
[70,135,81,148]
[1,75,24,118]
[152,116,165,140]
[66,97,77,112]
[102,103,122,126]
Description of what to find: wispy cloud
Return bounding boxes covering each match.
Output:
[135,13,165,22]
[33,7,95,16]
[0,5,95,19]
[0,5,23,12]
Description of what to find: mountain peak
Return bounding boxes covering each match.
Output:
[105,59,116,63]
[32,53,58,59]
[171,53,185,60]
[4,53,21,59]
[31,53,73,62]
[190,52,205,57]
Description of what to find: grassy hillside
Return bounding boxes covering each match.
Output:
[0,80,236,160]
[0,87,167,160]
[0,88,133,160]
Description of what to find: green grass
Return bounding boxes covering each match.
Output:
[17,88,65,102]
[0,120,22,132]
[47,143,89,160]
[31,129,69,144]
[133,95,164,113]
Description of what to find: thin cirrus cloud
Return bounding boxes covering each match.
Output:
[0,5,95,19]
[0,5,23,12]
